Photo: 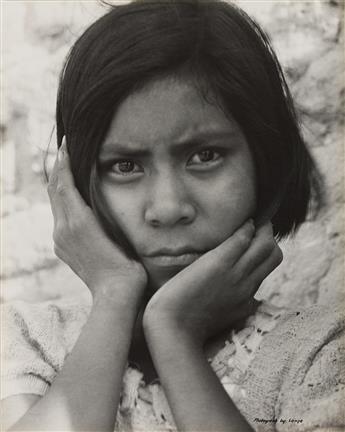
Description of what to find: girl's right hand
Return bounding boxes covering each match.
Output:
[47,137,147,307]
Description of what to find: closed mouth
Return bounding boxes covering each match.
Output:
[143,251,204,267]
[145,246,205,257]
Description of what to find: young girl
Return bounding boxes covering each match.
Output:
[2,1,344,431]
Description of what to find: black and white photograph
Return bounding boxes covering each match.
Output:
[1,1,344,431]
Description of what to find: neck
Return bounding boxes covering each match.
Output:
[128,305,158,383]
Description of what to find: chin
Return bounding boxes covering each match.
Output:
[147,275,174,293]
[146,267,183,292]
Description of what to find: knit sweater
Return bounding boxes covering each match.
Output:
[1,299,344,431]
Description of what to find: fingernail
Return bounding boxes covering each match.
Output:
[58,146,65,162]
[58,137,66,162]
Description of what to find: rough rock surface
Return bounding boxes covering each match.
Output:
[1,1,344,309]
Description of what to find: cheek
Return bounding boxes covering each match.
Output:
[100,185,142,242]
[202,164,256,238]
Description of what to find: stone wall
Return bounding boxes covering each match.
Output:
[2,1,344,309]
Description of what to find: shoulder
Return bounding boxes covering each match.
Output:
[1,300,91,400]
[248,301,344,377]
[250,302,344,363]
[267,301,344,339]
[240,302,345,431]
[2,300,91,357]
[274,303,345,431]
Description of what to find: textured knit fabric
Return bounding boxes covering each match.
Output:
[1,299,344,431]
[237,302,345,432]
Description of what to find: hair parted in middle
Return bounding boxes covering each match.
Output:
[56,0,324,257]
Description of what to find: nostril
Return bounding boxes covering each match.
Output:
[144,201,196,227]
[147,213,193,227]
[180,215,192,225]
[149,218,160,227]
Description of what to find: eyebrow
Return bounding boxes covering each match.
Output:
[99,130,239,159]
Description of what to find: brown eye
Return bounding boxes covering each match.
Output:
[188,149,221,166]
[198,150,215,162]
[111,159,142,176]
[117,160,135,172]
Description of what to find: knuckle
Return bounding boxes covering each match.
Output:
[53,226,63,244]
[236,231,252,248]
[57,160,66,172]
[52,230,58,244]
[56,183,69,197]
[53,221,70,241]
[258,222,274,240]
[273,246,283,265]
[262,221,274,235]
[47,175,58,193]
[78,209,92,225]
[209,249,225,269]
[267,222,274,235]
[48,169,58,184]
[68,219,84,237]
[53,243,62,259]
[47,183,54,196]
[261,239,275,258]
[266,246,283,273]
[234,267,245,283]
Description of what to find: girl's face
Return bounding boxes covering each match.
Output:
[98,77,256,290]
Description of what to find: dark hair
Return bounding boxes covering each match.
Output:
[56,0,324,257]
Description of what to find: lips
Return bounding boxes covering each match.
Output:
[142,247,206,268]
[144,252,203,267]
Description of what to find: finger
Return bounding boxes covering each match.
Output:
[47,152,66,223]
[254,195,281,228]
[233,222,275,281]
[56,137,88,215]
[245,243,283,296]
[210,219,255,267]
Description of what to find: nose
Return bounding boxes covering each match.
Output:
[144,172,196,228]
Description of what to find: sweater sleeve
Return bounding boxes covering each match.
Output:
[274,325,345,432]
[1,300,90,400]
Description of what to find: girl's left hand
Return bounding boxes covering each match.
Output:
[143,220,283,346]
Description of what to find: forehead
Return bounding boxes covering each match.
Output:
[102,76,244,151]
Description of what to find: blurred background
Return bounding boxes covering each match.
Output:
[1,0,344,309]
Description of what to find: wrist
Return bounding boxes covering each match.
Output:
[143,311,203,352]
[145,322,205,372]
[92,280,145,316]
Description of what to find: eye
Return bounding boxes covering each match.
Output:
[110,159,142,176]
[188,149,222,166]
